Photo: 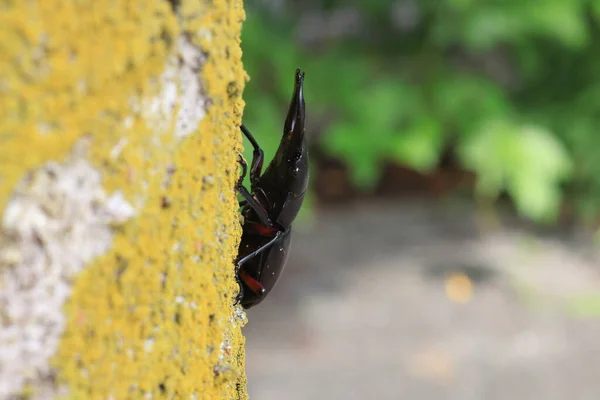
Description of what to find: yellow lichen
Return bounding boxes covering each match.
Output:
[0,0,248,398]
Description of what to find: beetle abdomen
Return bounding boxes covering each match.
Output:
[239,228,291,308]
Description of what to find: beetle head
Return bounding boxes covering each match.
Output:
[259,69,310,228]
[275,68,309,198]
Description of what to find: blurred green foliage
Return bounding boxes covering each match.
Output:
[240,0,600,224]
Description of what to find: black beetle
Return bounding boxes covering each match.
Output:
[235,68,309,309]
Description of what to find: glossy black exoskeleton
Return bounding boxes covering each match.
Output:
[235,68,309,309]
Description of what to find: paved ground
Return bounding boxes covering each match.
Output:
[243,200,600,400]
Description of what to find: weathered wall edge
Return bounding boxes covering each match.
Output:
[0,0,249,398]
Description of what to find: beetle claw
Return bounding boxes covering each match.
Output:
[234,268,245,305]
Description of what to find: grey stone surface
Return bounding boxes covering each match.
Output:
[243,201,600,400]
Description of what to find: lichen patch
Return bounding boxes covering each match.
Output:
[0,141,135,399]
[141,35,208,139]
[0,0,248,398]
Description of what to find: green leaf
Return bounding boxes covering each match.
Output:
[460,120,572,222]
[525,1,588,48]
[518,125,573,180]
[305,56,370,111]
[592,0,600,21]
[389,117,444,171]
[463,8,519,50]
[511,173,561,222]
[433,75,510,133]
[446,0,477,11]
[348,156,383,190]
[360,80,419,128]
[321,120,382,190]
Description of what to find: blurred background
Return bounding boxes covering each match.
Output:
[240,1,600,398]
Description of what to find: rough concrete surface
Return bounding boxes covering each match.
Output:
[243,200,600,400]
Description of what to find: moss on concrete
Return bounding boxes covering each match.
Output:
[0,0,248,398]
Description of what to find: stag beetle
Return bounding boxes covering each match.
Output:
[235,68,309,309]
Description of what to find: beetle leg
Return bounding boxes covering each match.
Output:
[236,184,274,228]
[240,124,265,188]
[238,269,266,296]
[236,229,284,268]
[236,156,253,211]
[234,269,266,305]
[237,153,248,183]
[234,229,287,304]
[236,154,272,224]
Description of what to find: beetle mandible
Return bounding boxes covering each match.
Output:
[235,68,309,309]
